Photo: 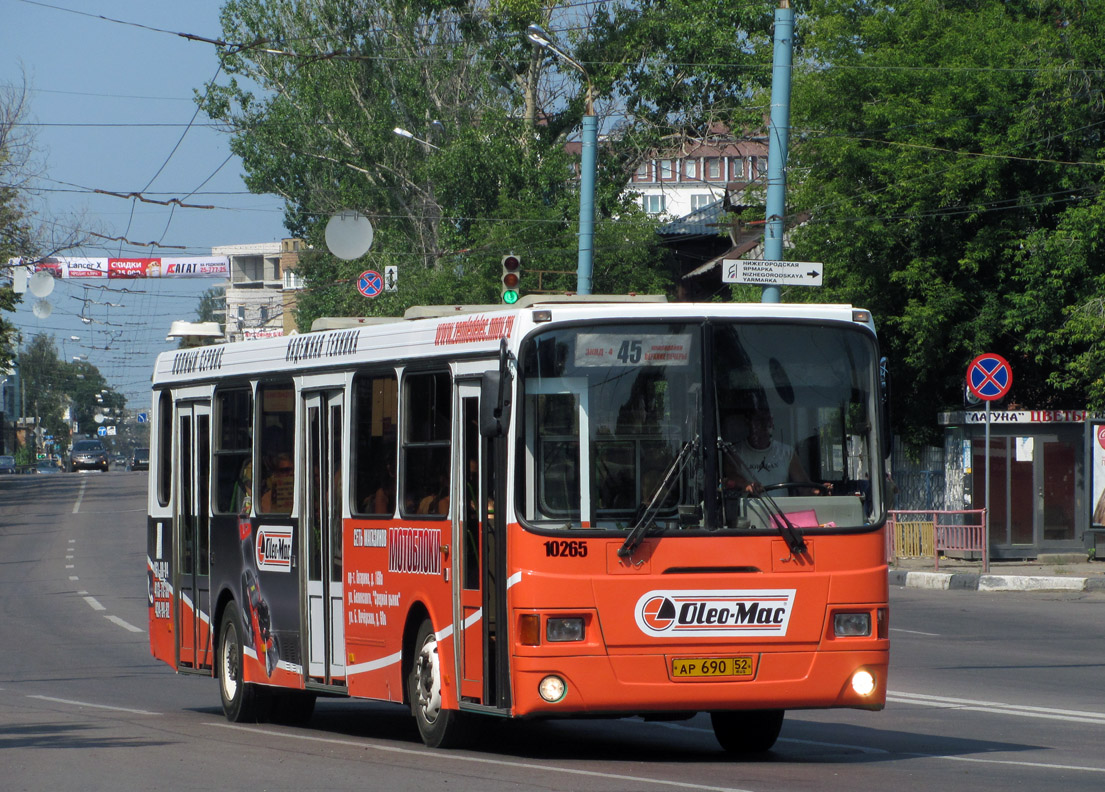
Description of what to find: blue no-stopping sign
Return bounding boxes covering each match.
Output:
[966,353,1013,401]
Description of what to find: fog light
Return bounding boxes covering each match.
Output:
[851,669,876,697]
[834,612,871,637]
[546,617,584,642]
[538,675,567,703]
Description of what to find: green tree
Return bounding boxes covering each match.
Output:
[788,0,1105,442]
[202,2,779,328]
[1,82,35,370]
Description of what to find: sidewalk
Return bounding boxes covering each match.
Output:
[889,554,1105,592]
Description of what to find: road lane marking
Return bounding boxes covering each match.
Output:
[888,691,1105,725]
[73,481,86,513]
[27,695,157,715]
[105,614,143,633]
[666,721,1105,774]
[212,723,756,792]
[83,596,106,611]
[890,628,941,636]
[906,752,1105,774]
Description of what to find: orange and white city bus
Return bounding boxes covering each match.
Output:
[146,297,890,752]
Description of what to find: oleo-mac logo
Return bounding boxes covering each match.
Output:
[634,589,796,638]
[256,526,293,573]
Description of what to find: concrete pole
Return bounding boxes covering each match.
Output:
[762,1,794,304]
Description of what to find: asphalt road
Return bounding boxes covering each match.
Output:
[2,470,1104,791]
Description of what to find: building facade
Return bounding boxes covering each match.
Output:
[939,409,1105,559]
[213,239,304,342]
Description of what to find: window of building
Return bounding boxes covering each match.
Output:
[635,162,651,182]
[691,194,714,211]
[643,194,666,214]
[684,159,697,179]
[659,159,674,180]
[731,158,745,180]
[706,158,721,180]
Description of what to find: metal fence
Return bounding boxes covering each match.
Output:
[887,509,989,572]
[889,439,947,511]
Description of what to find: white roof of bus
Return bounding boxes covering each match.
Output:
[151,300,870,387]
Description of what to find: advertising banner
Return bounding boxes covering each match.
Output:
[1092,423,1105,529]
[9,256,230,279]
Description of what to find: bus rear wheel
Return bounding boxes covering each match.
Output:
[408,619,470,748]
[218,601,267,722]
[710,709,785,754]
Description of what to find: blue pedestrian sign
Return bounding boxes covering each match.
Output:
[966,353,1012,401]
[357,270,383,298]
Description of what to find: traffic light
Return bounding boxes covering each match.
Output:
[501,254,521,304]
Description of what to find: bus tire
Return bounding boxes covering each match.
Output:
[710,709,785,753]
[218,601,266,723]
[408,619,469,748]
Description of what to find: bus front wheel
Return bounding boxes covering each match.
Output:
[218,601,266,722]
[710,709,785,754]
[408,619,470,748]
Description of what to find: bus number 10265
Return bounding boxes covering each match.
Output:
[544,540,588,558]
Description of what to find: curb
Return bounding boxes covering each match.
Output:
[891,569,1105,593]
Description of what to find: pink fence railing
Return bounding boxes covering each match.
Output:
[886,509,989,573]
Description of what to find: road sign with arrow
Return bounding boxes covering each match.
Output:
[722,259,823,287]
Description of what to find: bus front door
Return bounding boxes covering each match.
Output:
[303,390,346,686]
[456,384,509,709]
[176,401,212,672]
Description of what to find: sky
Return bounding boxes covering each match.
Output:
[2,0,289,408]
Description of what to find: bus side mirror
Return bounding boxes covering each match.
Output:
[879,356,892,458]
[481,370,512,437]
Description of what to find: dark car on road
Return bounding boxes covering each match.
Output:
[130,447,149,471]
[0,455,15,474]
[70,439,109,472]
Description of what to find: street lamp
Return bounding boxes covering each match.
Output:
[394,125,442,151]
[526,23,595,295]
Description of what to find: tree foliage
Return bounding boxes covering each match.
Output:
[0,82,35,371]
[202,1,777,327]
[18,334,125,446]
[788,0,1105,442]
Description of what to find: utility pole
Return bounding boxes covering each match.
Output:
[762,1,795,304]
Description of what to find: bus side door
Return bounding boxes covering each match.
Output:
[456,382,508,709]
[303,389,346,686]
[176,400,213,672]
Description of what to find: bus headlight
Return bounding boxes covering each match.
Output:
[851,669,877,697]
[539,675,567,703]
[546,617,584,642]
[833,612,871,637]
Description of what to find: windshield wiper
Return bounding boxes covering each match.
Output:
[717,439,807,555]
[618,436,699,559]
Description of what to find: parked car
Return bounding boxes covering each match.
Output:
[131,447,149,471]
[70,439,109,472]
[34,458,63,474]
[0,455,16,474]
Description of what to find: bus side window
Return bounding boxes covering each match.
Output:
[401,371,451,519]
[258,383,295,515]
[353,372,398,517]
[213,387,253,514]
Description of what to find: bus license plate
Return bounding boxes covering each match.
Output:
[671,657,754,678]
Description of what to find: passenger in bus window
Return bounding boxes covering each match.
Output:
[261,453,295,513]
[233,461,253,515]
[725,407,825,495]
[417,472,450,516]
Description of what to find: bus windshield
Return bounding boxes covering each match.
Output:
[518,320,884,533]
